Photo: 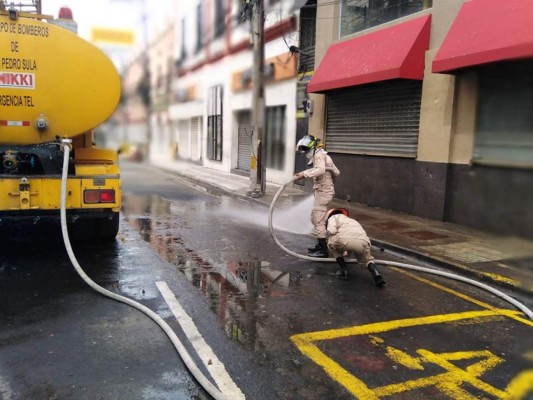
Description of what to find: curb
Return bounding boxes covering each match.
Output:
[370,239,528,297]
[152,164,273,207]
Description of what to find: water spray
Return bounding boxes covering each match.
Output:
[268,178,533,321]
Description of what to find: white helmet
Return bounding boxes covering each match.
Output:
[296,134,318,154]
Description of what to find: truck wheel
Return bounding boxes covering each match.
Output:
[96,212,120,242]
[68,219,96,241]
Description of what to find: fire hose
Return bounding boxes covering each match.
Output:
[268,178,533,321]
[59,139,233,400]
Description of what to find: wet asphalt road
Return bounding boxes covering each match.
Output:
[1,160,532,400]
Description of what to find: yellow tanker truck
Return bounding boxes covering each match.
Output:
[0,2,122,241]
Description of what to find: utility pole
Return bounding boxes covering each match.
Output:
[247,0,266,198]
[141,0,152,162]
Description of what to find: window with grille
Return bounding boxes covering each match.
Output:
[473,60,533,167]
[180,18,187,60]
[207,85,223,161]
[196,3,203,53]
[214,0,225,38]
[340,0,432,37]
[265,106,286,170]
[299,0,316,73]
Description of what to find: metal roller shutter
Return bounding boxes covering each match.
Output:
[190,117,200,161]
[178,120,189,159]
[237,111,252,172]
[326,80,422,157]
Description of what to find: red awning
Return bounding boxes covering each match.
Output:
[433,0,533,73]
[307,15,431,93]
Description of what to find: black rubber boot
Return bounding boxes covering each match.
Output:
[367,263,386,287]
[308,238,328,258]
[335,257,349,281]
[307,240,320,252]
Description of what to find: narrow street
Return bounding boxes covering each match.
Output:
[1,161,531,400]
[1,1,532,399]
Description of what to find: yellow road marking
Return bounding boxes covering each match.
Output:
[385,347,424,370]
[293,309,516,342]
[417,349,506,398]
[392,267,533,327]
[290,337,379,399]
[483,272,519,286]
[291,309,531,399]
[504,370,533,399]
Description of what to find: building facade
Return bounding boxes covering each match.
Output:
[306,0,533,239]
[166,0,301,185]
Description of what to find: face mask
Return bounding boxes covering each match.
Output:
[306,151,313,160]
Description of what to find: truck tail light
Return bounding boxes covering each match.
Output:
[84,189,115,204]
[99,190,115,203]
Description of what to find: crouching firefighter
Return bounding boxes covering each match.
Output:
[325,208,386,287]
[293,134,340,258]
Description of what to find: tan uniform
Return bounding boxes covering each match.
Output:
[326,214,374,266]
[302,149,340,239]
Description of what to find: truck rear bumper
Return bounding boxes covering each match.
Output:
[0,175,121,212]
[0,209,117,224]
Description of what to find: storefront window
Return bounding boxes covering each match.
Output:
[474,60,533,166]
[265,106,286,170]
[207,85,223,161]
[214,0,225,38]
[340,0,432,37]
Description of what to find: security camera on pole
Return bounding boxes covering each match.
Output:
[245,0,266,198]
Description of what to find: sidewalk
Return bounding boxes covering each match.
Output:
[149,158,533,298]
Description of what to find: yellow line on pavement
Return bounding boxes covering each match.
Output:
[504,370,533,399]
[483,272,519,286]
[392,268,533,327]
[385,347,424,370]
[290,267,533,399]
[291,309,516,342]
[417,349,506,398]
[291,335,379,399]
[291,309,521,399]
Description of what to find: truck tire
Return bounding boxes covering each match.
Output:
[68,219,96,241]
[96,212,120,242]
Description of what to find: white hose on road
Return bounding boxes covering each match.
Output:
[59,139,233,400]
[268,178,533,320]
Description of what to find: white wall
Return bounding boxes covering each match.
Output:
[167,4,299,185]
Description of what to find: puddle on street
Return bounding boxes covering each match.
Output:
[122,194,303,348]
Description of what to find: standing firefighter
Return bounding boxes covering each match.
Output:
[326,208,386,287]
[294,135,340,257]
